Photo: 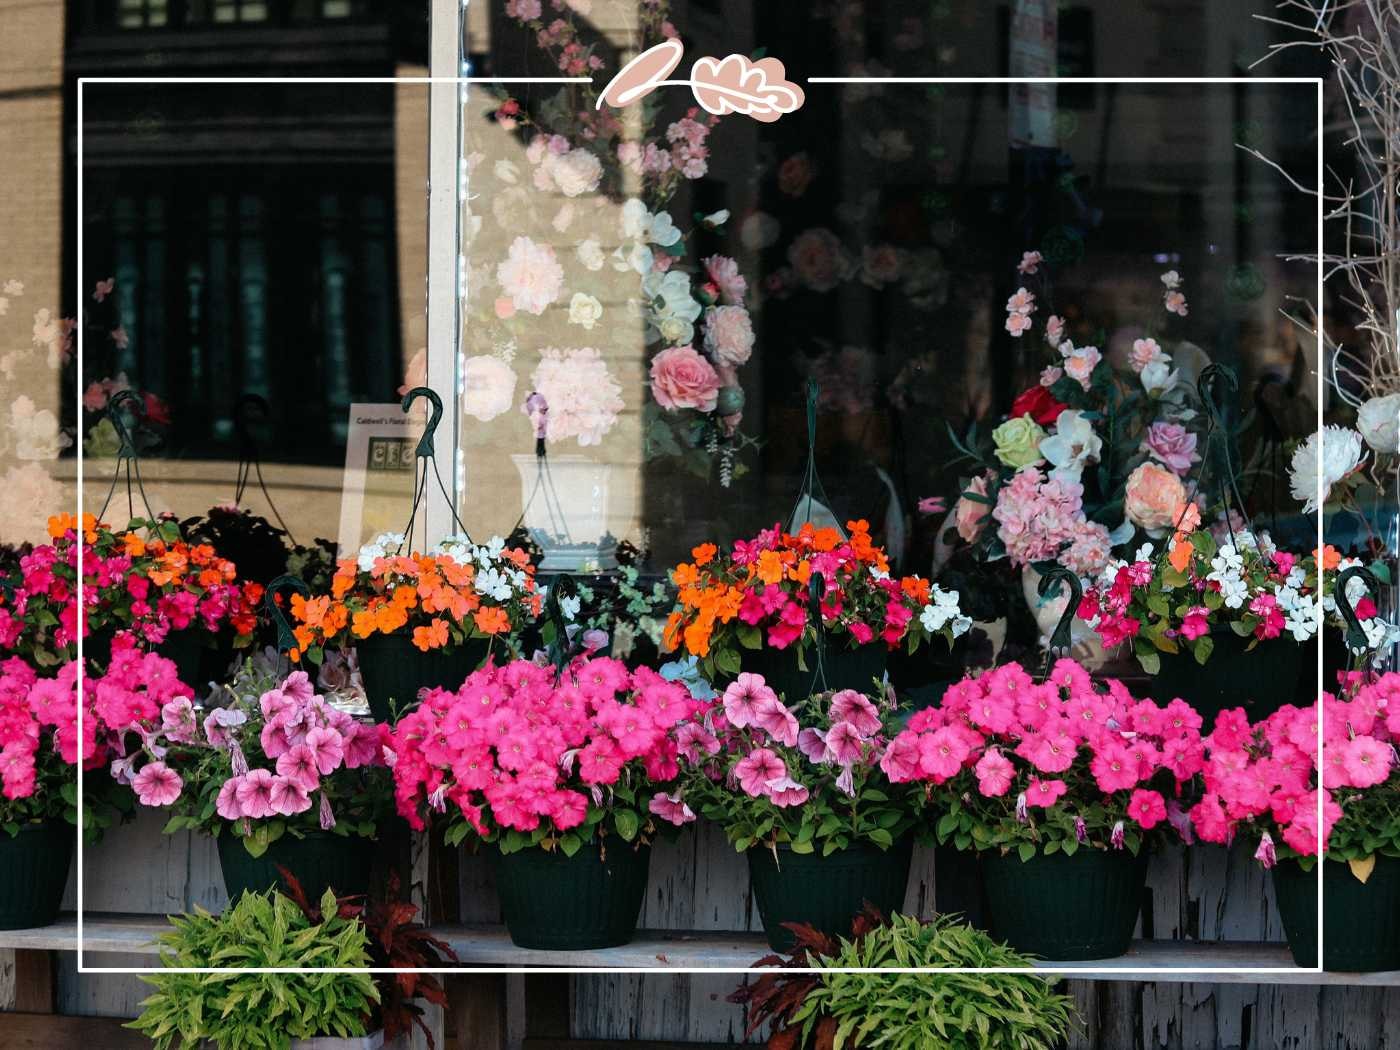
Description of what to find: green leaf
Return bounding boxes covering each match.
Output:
[613,808,641,842]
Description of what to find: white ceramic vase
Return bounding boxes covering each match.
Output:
[1021,564,1110,670]
[511,453,617,572]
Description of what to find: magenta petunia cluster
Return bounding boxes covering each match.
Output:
[1189,675,1400,861]
[886,660,1207,848]
[386,656,706,839]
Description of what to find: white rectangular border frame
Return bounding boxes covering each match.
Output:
[74,56,1326,976]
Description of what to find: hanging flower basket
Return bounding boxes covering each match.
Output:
[355,632,491,723]
[0,823,74,930]
[1142,627,1302,726]
[748,839,913,952]
[982,847,1147,960]
[492,838,652,950]
[741,643,887,704]
[1272,856,1400,972]
[218,831,375,905]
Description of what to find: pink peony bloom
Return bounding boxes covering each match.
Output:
[650,345,721,413]
[131,761,182,807]
[703,255,747,304]
[1129,337,1167,372]
[496,236,564,316]
[703,305,755,366]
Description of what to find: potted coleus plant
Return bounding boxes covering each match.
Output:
[290,531,541,722]
[1189,682,1400,971]
[386,654,705,950]
[282,871,457,1049]
[12,513,262,687]
[889,659,1205,960]
[673,674,921,951]
[732,911,1078,1050]
[113,653,391,904]
[127,887,383,1050]
[1077,527,1327,722]
[663,521,970,700]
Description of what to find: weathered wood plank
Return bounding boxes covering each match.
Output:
[0,1012,149,1048]
[10,950,53,1013]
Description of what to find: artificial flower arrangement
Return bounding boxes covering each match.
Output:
[289,531,541,663]
[1187,680,1400,970]
[386,654,707,949]
[886,659,1206,958]
[947,253,1206,583]
[673,672,921,949]
[113,653,389,901]
[452,0,759,484]
[662,520,971,683]
[2,513,262,675]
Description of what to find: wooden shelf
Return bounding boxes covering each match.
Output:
[1,913,1396,985]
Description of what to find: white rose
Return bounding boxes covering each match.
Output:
[576,239,606,271]
[568,292,604,330]
[1357,393,1400,454]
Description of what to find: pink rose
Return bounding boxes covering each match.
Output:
[955,474,992,543]
[1061,343,1101,389]
[1124,461,1189,532]
[1140,421,1199,475]
[650,345,721,412]
[1129,337,1166,373]
[703,305,755,366]
[702,255,747,304]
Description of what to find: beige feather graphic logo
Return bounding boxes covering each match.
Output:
[598,39,805,123]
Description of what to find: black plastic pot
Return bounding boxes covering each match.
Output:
[491,837,651,950]
[0,822,74,929]
[1144,628,1303,727]
[1272,855,1400,971]
[742,644,887,703]
[748,838,913,952]
[982,848,1146,960]
[355,633,491,722]
[217,831,374,904]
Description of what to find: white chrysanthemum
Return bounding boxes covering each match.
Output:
[1289,426,1363,513]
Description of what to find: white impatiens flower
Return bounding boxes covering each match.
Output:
[1039,409,1102,482]
[1218,575,1249,609]
[920,585,972,638]
[1357,393,1400,454]
[1289,426,1364,513]
[357,531,406,572]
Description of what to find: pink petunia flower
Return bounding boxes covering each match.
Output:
[268,775,311,816]
[649,790,696,826]
[764,775,810,807]
[723,673,776,729]
[974,748,1014,797]
[1025,776,1067,807]
[132,761,183,807]
[235,768,277,819]
[735,748,787,797]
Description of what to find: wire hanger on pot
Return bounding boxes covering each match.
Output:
[265,573,312,656]
[233,393,296,542]
[396,386,473,555]
[788,377,844,537]
[1036,565,1083,683]
[1335,564,1383,681]
[96,389,159,526]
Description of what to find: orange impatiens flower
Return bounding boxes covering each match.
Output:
[692,543,718,567]
[474,606,510,635]
[1315,545,1341,572]
[413,617,450,651]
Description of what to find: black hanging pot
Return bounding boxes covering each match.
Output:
[355,633,492,723]
[982,847,1147,960]
[741,643,888,703]
[0,823,74,930]
[747,839,913,952]
[1143,627,1302,727]
[217,831,375,905]
[491,837,651,950]
[1272,856,1400,971]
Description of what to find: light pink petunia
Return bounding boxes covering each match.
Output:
[751,694,799,747]
[235,768,277,819]
[649,790,696,826]
[826,720,867,765]
[974,748,1014,797]
[828,689,882,737]
[734,748,786,797]
[764,775,810,807]
[131,761,183,807]
[917,727,970,781]
[303,726,344,775]
[276,744,322,793]
[268,775,312,817]
[722,673,776,729]
[215,778,243,820]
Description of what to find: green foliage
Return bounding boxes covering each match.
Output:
[737,912,1077,1050]
[127,888,378,1050]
